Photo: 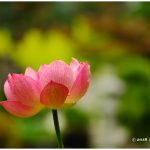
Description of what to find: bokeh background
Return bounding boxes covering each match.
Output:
[0,2,150,148]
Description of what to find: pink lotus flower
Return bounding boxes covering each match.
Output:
[0,58,90,117]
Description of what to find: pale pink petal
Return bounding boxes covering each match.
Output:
[6,74,41,106]
[65,63,90,104]
[70,58,80,72]
[0,100,42,118]
[25,67,38,81]
[38,60,74,89]
[4,80,15,100]
[40,81,69,109]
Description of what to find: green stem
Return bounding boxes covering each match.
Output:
[52,109,64,148]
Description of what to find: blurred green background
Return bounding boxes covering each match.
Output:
[0,2,150,148]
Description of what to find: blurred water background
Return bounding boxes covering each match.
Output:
[0,2,150,148]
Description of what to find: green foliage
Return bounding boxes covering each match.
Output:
[135,2,150,20]
[63,107,90,128]
[117,55,150,136]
